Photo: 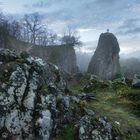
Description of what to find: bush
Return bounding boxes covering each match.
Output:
[83,77,111,92]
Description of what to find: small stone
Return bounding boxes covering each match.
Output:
[115,121,120,126]
[80,126,85,134]
[2,132,8,138]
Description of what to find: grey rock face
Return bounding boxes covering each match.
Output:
[76,114,114,140]
[0,49,66,140]
[88,32,120,80]
[132,74,140,87]
[78,92,96,100]
[29,45,79,74]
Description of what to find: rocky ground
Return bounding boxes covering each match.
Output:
[66,73,140,140]
[0,49,140,140]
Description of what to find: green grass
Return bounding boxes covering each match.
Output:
[68,84,82,95]
[56,77,140,140]
[68,82,140,139]
[87,90,140,140]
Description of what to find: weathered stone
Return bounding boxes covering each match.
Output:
[0,49,20,62]
[0,49,67,139]
[132,74,140,87]
[76,114,115,140]
[78,92,96,100]
[88,32,120,80]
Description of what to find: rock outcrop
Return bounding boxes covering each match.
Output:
[29,45,78,74]
[6,38,79,74]
[0,49,67,140]
[88,32,120,80]
[0,49,118,140]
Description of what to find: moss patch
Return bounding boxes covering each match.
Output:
[54,124,75,140]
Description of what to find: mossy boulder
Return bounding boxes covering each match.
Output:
[83,75,111,92]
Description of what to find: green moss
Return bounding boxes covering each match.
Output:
[112,80,129,91]
[37,84,48,96]
[0,62,18,83]
[68,85,82,95]
[16,58,26,63]
[54,124,75,140]
[83,78,111,92]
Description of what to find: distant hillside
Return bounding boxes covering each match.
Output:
[3,37,79,73]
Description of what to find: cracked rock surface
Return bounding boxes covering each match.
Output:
[0,49,67,140]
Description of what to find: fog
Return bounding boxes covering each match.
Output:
[76,46,140,78]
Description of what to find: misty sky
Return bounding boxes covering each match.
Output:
[0,0,140,57]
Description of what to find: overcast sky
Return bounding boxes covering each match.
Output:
[0,0,140,57]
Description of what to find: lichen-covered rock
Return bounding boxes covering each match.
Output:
[76,114,116,140]
[112,77,128,91]
[83,75,111,92]
[132,74,140,87]
[0,49,20,62]
[0,49,66,140]
[88,32,121,80]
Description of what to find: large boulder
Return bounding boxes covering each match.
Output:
[76,115,113,140]
[88,32,120,80]
[0,49,67,140]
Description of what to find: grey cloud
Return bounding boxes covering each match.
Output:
[42,8,74,22]
[116,28,140,35]
[23,1,52,9]
[23,4,30,8]
[20,0,140,38]
[117,18,140,35]
[31,0,65,8]
[32,1,47,8]
[119,18,140,29]
[95,0,117,4]
[125,27,140,34]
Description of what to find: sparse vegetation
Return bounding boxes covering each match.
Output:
[67,75,140,140]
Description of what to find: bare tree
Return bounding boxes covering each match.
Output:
[39,30,50,46]
[61,27,82,46]
[0,12,82,48]
[0,12,11,47]
[9,20,22,39]
[23,13,43,44]
[48,32,58,45]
